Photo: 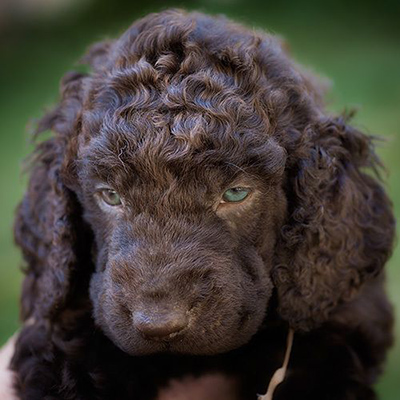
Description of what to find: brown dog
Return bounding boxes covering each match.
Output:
[9,9,394,400]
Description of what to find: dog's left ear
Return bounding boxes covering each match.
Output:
[14,72,88,322]
[273,115,395,331]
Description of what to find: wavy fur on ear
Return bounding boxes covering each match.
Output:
[273,115,395,330]
[11,70,97,400]
[14,139,76,320]
[14,71,87,321]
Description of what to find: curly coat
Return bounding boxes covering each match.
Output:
[11,9,395,400]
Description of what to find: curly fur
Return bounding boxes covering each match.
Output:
[10,9,395,400]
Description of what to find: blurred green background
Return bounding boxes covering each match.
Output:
[0,0,399,397]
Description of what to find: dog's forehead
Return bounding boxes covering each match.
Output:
[78,50,288,185]
[81,45,273,140]
[80,107,286,187]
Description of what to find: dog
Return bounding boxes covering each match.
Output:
[3,9,395,400]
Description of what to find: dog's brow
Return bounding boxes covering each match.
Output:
[225,162,248,175]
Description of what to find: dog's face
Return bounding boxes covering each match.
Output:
[13,11,395,373]
[74,105,287,355]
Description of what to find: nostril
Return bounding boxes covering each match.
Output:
[133,310,188,339]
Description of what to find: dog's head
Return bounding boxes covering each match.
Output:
[15,10,394,356]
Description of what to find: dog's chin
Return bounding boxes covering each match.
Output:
[109,336,255,357]
[100,321,260,357]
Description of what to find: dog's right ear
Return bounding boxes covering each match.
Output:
[272,116,395,331]
[14,71,88,322]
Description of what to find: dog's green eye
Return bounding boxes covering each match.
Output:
[222,187,251,203]
[99,189,122,206]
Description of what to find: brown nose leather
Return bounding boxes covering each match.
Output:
[133,310,188,339]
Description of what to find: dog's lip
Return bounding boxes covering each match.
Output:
[140,328,187,343]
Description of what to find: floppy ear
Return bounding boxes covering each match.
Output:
[273,115,395,331]
[14,71,88,322]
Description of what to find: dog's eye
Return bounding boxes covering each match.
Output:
[98,189,122,206]
[221,187,251,203]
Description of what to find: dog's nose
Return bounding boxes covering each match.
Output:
[133,310,188,339]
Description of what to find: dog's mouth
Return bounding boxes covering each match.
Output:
[113,333,244,356]
[101,304,268,357]
[139,335,187,355]
[132,308,192,342]
[132,319,191,355]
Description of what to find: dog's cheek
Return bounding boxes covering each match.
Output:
[234,250,273,337]
[253,274,273,323]
[244,266,273,331]
[200,252,272,352]
[89,267,143,354]
[89,271,109,328]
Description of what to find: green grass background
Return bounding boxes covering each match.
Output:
[0,0,399,397]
